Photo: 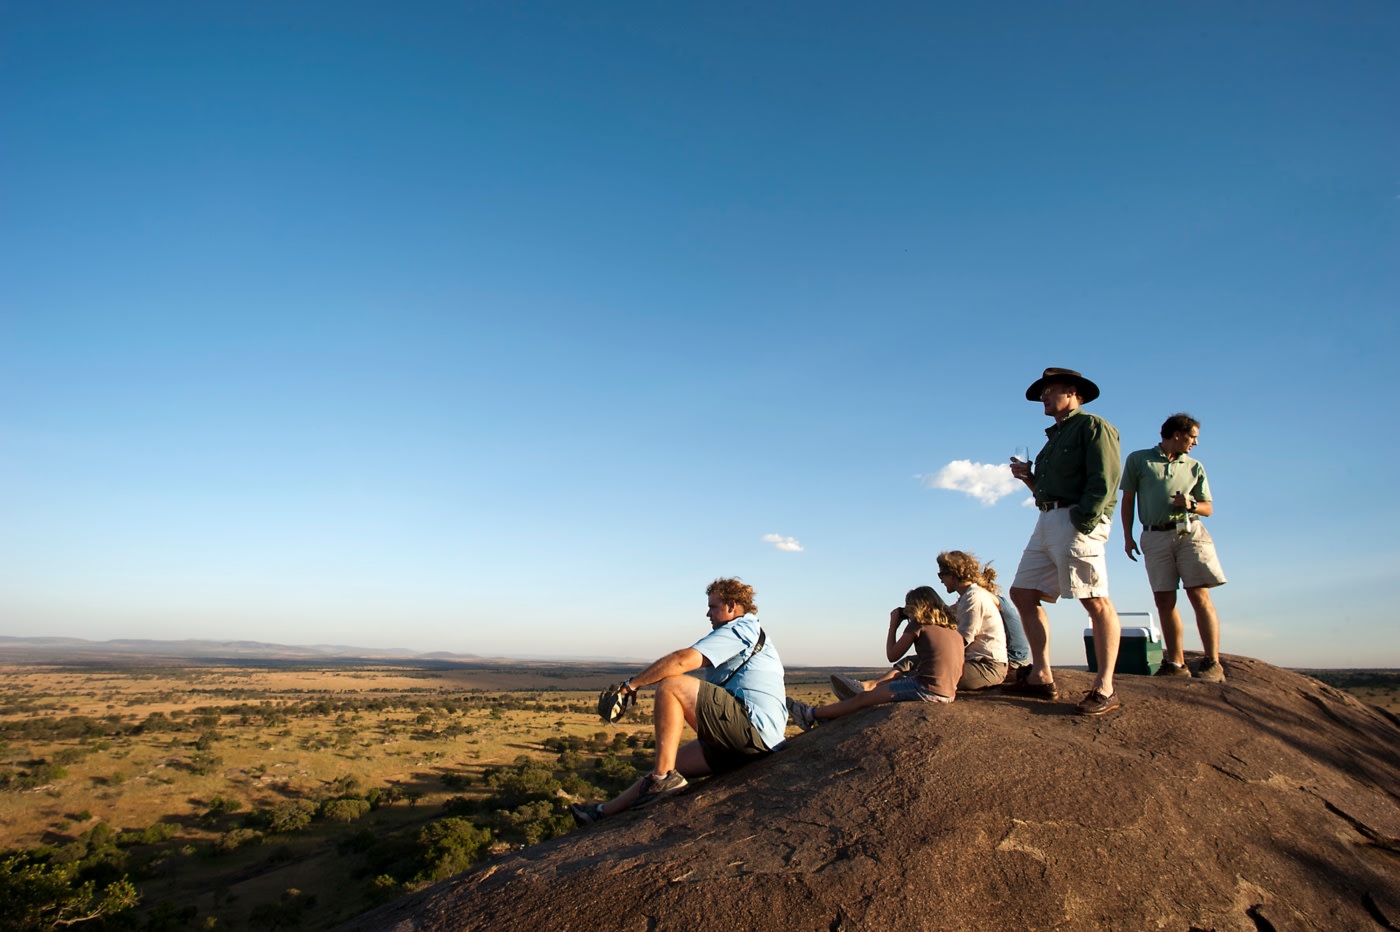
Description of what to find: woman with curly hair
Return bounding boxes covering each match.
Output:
[786,587,963,730]
[937,550,1010,690]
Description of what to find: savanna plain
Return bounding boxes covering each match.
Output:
[1,658,1396,932]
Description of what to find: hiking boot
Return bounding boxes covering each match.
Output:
[1076,689,1121,716]
[633,770,688,808]
[786,696,819,731]
[570,802,606,826]
[1195,658,1226,683]
[830,673,863,700]
[1154,661,1191,678]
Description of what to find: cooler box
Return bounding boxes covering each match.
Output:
[1084,612,1162,675]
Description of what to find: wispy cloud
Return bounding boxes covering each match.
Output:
[761,533,804,553]
[918,460,1025,506]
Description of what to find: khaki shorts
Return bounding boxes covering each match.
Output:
[694,681,770,774]
[1140,522,1228,591]
[959,657,1008,691]
[1011,508,1112,601]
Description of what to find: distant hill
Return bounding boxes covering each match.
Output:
[0,635,485,664]
[336,654,1400,932]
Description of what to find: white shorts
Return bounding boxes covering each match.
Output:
[1012,508,1112,602]
[1140,521,1228,592]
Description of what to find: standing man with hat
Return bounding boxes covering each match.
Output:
[1120,413,1228,682]
[1007,367,1125,715]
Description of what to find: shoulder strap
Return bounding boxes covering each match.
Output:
[715,628,765,688]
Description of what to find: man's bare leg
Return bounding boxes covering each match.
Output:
[1153,590,1186,666]
[1083,596,1120,696]
[1184,587,1221,661]
[650,674,701,775]
[1010,586,1054,685]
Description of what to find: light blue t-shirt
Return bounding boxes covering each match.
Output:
[692,614,787,751]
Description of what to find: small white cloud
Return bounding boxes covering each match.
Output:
[762,533,804,553]
[919,460,1024,506]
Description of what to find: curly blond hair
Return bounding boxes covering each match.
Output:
[936,550,999,597]
[706,577,757,615]
[905,586,957,630]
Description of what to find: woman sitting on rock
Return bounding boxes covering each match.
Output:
[937,549,1011,691]
[786,587,963,730]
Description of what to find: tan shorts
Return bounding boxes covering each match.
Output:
[1140,521,1228,591]
[1011,508,1112,601]
[959,657,1008,691]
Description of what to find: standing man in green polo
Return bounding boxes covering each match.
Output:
[1008,367,1124,715]
[1120,413,1228,682]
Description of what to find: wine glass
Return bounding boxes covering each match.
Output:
[1012,445,1030,466]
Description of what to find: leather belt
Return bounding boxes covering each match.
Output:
[1144,523,1178,532]
[1037,500,1073,512]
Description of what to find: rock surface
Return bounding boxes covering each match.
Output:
[338,657,1400,931]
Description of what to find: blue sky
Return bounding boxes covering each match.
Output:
[3,2,1397,668]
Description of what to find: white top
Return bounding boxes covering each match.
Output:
[955,583,1008,664]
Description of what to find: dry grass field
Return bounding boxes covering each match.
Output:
[0,660,1393,931]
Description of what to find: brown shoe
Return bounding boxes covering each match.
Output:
[1076,689,1121,716]
[1154,661,1191,677]
[1195,658,1226,683]
[1002,667,1059,700]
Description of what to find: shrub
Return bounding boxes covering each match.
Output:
[413,818,491,883]
[0,853,138,930]
[215,828,264,852]
[186,752,222,776]
[258,799,317,834]
[321,798,371,823]
[202,794,243,822]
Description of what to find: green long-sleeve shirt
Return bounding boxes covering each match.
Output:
[1032,408,1121,534]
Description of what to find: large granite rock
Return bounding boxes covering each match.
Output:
[338,656,1400,931]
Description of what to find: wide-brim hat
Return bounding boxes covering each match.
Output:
[1025,367,1100,403]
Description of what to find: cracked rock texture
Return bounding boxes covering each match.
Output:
[337,656,1400,931]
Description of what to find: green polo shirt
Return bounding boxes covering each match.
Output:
[1120,446,1213,527]
[1032,408,1121,534]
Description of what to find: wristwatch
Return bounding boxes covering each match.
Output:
[1187,499,1197,513]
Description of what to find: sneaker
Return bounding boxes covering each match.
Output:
[1195,658,1226,683]
[786,696,819,731]
[570,802,606,826]
[1075,689,1121,716]
[830,673,863,700]
[633,770,688,808]
[1154,661,1191,678]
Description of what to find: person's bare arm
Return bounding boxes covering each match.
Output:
[1121,488,1140,562]
[885,609,919,663]
[624,648,706,692]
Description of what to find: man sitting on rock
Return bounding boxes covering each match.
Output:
[571,577,787,825]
